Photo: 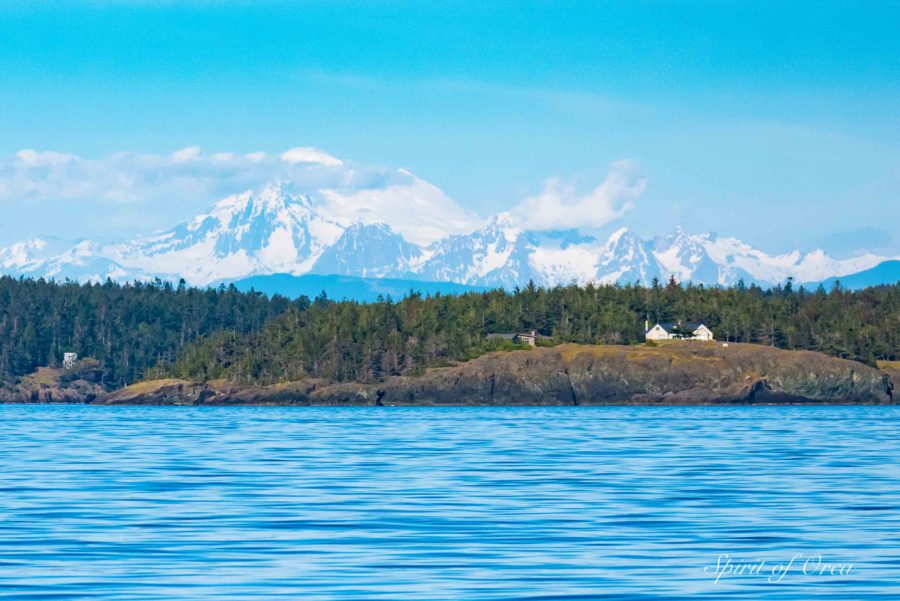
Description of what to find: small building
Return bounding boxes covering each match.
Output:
[63,352,78,369]
[645,321,714,342]
[516,330,540,347]
[486,330,548,347]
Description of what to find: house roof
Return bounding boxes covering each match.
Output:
[486,333,517,340]
[486,332,551,340]
[652,322,707,333]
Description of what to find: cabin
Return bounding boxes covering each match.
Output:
[63,352,78,369]
[486,330,548,347]
[644,321,714,342]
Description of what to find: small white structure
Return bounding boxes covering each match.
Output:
[63,352,78,369]
[645,321,714,342]
[516,330,539,347]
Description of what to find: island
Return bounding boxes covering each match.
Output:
[70,342,895,405]
[1,277,897,406]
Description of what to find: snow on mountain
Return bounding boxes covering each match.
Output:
[318,170,482,246]
[1,181,896,290]
[813,260,900,291]
[40,241,150,283]
[0,238,148,283]
[107,183,344,285]
[312,222,422,278]
[415,214,542,287]
[0,239,48,273]
[529,239,601,286]
[653,227,721,284]
[594,227,661,284]
[695,231,887,285]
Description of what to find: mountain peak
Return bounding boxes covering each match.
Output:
[606,227,637,245]
[257,180,288,201]
[0,238,48,270]
[343,221,393,234]
[210,182,313,217]
[312,220,420,278]
[1,185,894,289]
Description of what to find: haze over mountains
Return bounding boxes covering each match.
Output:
[1,177,896,294]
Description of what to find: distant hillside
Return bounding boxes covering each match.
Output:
[809,260,900,291]
[228,273,489,302]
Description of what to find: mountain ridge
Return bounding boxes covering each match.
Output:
[805,260,900,291]
[1,183,896,290]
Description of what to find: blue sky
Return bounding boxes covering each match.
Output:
[1,1,898,255]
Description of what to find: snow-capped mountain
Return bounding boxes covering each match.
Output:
[596,228,662,284]
[655,228,892,287]
[0,238,146,283]
[0,182,895,290]
[312,222,422,278]
[40,241,149,283]
[653,227,722,284]
[415,215,542,288]
[0,239,48,273]
[106,183,344,284]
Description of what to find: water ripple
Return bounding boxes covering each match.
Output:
[0,405,898,599]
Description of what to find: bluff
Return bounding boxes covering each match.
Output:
[0,367,105,404]
[97,342,894,406]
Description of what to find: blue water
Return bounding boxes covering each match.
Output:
[1,406,899,600]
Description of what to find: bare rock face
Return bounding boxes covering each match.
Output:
[95,379,209,405]
[370,343,894,406]
[879,361,900,389]
[95,378,343,406]
[0,371,105,404]
[95,343,894,406]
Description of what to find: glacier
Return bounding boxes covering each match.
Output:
[1,182,894,290]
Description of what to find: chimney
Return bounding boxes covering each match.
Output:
[645,319,649,332]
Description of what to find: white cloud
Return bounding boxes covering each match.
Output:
[0,146,637,246]
[0,146,481,244]
[170,146,202,163]
[320,174,482,245]
[0,146,354,205]
[15,149,78,167]
[280,147,343,167]
[510,160,646,230]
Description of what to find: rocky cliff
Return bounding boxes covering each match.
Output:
[879,361,900,390]
[96,342,894,406]
[0,367,105,404]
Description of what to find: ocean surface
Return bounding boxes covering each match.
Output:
[1,405,898,600]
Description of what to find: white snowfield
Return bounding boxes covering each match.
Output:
[1,183,893,288]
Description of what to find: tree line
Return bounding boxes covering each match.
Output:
[0,277,294,388]
[1,275,897,389]
[171,277,899,385]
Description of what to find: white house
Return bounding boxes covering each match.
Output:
[63,352,78,369]
[516,330,539,347]
[645,321,714,342]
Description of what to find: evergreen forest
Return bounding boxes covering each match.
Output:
[0,275,896,389]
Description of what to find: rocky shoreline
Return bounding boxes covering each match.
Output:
[4,343,894,406]
[86,342,894,406]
